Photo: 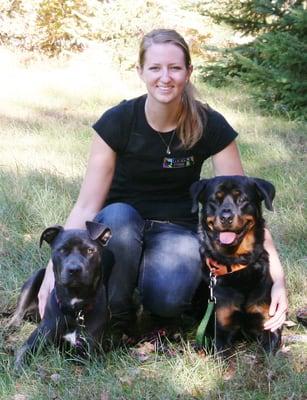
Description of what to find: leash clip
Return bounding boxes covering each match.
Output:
[76,310,86,328]
[209,271,216,303]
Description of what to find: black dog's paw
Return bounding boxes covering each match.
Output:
[13,344,31,373]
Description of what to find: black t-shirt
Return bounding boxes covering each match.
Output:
[92,95,238,228]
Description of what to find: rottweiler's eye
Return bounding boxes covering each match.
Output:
[232,190,241,197]
[87,248,96,255]
[59,248,66,254]
[215,191,224,199]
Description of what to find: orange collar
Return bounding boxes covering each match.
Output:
[205,257,248,277]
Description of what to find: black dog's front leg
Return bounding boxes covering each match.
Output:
[8,268,46,328]
[14,320,56,370]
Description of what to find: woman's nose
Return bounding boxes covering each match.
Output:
[160,68,171,82]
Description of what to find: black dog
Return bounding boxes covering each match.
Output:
[9,221,111,369]
[190,175,282,354]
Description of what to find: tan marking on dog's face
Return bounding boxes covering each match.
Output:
[206,216,215,231]
[217,305,240,328]
[246,303,270,321]
[235,229,256,255]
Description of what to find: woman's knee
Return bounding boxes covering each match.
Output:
[140,261,202,318]
[139,226,202,317]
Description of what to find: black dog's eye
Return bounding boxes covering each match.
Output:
[59,248,66,254]
[86,247,96,255]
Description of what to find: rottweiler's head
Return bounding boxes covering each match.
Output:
[190,176,275,255]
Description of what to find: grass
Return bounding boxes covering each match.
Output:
[1,15,307,400]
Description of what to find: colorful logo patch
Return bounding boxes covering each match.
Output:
[163,156,194,169]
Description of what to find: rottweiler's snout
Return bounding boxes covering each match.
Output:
[220,209,234,225]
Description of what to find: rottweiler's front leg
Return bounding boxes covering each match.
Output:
[258,329,282,354]
[215,303,241,355]
[246,303,282,353]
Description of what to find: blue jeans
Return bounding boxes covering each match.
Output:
[95,203,202,323]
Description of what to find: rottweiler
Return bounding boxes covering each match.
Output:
[190,175,282,354]
[8,221,111,369]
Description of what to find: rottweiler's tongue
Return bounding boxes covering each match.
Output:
[219,232,236,244]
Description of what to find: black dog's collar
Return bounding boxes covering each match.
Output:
[54,287,94,317]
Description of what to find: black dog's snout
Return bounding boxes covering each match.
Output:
[67,264,82,275]
[220,209,234,225]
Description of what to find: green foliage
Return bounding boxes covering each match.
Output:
[198,0,307,120]
[198,0,305,35]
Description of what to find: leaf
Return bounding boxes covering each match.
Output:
[130,341,155,362]
[284,320,297,327]
[119,375,133,386]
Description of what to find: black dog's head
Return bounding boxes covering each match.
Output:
[190,176,275,256]
[40,221,111,289]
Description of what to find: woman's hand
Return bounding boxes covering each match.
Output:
[264,279,288,332]
[38,260,54,318]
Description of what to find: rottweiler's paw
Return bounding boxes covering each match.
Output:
[259,329,282,354]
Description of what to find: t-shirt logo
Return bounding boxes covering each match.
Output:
[163,156,194,169]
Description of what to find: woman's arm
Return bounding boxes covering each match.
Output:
[38,134,116,317]
[211,141,244,176]
[212,141,288,331]
[263,229,288,331]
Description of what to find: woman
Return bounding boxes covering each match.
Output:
[38,29,287,333]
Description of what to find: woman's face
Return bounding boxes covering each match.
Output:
[138,43,192,107]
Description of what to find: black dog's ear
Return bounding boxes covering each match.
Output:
[190,179,210,213]
[86,221,112,246]
[39,225,63,247]
[252,178,275,211]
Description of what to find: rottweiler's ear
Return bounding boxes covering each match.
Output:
[252,178,275,211]
[190,179,209,213]
[39,225,63,247]
[86,221,112,246]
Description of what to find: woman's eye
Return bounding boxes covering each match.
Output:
[149,66,159,71]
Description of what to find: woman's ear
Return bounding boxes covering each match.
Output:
[187,64,193,80]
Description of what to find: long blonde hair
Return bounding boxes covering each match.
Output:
[138,29,208,149]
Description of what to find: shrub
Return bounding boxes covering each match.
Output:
[198,0,307,120]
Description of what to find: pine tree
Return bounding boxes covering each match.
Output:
[199,0,307,120]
